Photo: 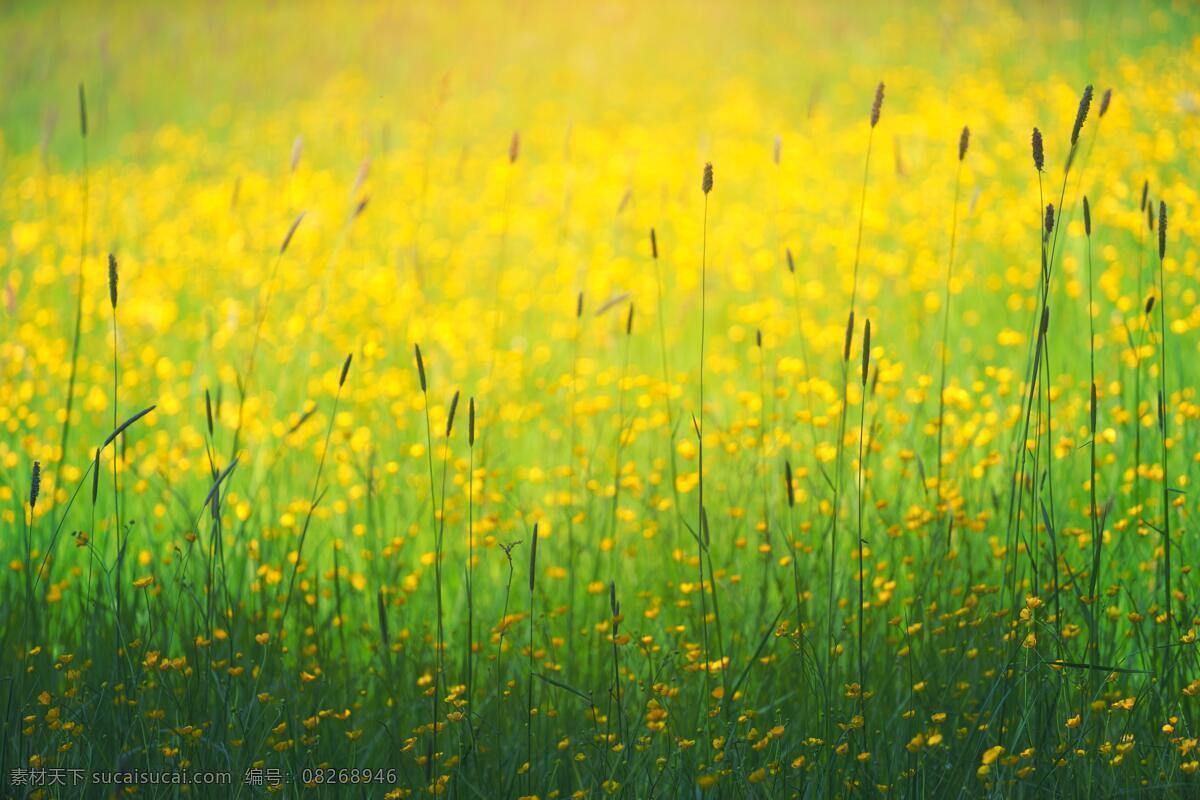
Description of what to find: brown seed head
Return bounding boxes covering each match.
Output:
[29,461,41,509]
[446,390,460,437]
[528,523,539,592]
[861,319,871,387]
[1158,200,1167,260]
[784,461,795,508]
[1071,84,1094,147]
[414,344,427,392]
[843,310,855,362]
[280,212,305,255]
[870,82,885,128]
[468,397,476,447]
[92,449,101,505]
[108,253,118,309]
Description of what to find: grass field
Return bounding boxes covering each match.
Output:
[3,1,1200,797]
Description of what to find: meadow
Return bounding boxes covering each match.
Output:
[2,1,1200,797]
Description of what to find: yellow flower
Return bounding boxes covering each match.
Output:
[982,745,1004,766]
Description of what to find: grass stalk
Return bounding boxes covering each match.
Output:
[1154,201,1172,633]
[527,522,539,793]
[697,163,713,705]
[856,319,872,764]
[55,84,89,499]
[936,127,968,520]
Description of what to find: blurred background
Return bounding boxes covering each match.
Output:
[3,0,1193,166]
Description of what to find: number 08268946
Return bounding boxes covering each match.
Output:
[301,768,399,785]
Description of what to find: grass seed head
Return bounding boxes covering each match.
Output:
[1071,84,1094,146]
[958,126,970,161]
[843,310,855,362]
[702,162,713,194]
[414,344,427,392]
[78,82,87,138]
[1099,87,1112,118]
[91,449,100,505]
[509,130,520,163]
[1045,203,1055,235]
[1091,382,1098,431]
[861,319,871,387]
[468,397,476,447]
[446,390,460,437]
[1031,127,1044,172]
[1158,200,1167,260]
[650,228,658,260]
[107,253,118,309]
[29,461,41,509]
[339,353,353,388]
[529,523,539,592]
[784,461,795,508]
[280,212,305,255]
[1083,196,1091,236]
[290,135,303,172]
[870,81,885,127]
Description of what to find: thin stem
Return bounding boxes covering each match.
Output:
[55,114,89,497]
[856,372,869,760]
[1156,248,1172,631]
[420,382,442,773]
[466,435,476,744]
[848,128,875,315]
[697,192,712,704]
[936,158,964,518]
[1085,226,1100,670]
